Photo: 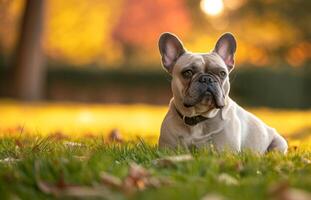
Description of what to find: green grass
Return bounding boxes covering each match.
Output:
[0,135,310,200]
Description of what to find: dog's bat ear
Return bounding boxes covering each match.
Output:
[213,33,237,72]
[158,32,186,73]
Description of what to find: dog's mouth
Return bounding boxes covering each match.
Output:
[183,83,225,109]
[206,84,225,109]
[183,91,212,107]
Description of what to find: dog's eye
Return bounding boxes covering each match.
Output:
[219,71,227,78]
[182,70,193,79]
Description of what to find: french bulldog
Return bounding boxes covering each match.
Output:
[158,32,288,154]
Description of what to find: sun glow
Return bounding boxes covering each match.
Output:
[200,0,224,16]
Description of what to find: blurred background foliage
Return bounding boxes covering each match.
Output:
[0,0,310,108]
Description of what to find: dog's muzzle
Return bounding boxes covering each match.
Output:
[184,74,225,108]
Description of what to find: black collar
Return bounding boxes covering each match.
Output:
[174,106,209,126]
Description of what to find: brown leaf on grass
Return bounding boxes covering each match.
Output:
[108,129,123,143]
[217,173,239,186]
[0,126,19,135]
[13,125,26,148]
[63,141,84,147]
[35,161,114,199]
[73,155,89,161]
[100,172,122,188]
[282,189,311,200]
[83,131,96,139]
[289,145,298,151]
[100,163,171,194]
[269,181,311,200]
[123,163,172,192]
[5,125,25,134]
[60,186,113,198]
[15,139,24,148]
[36,161,170,197]
[49,131,68,141]
[128,163,149,178]
[201,193,226,200]
[145,176,172,188]
[235,161,245,173]
[301,157,311,165]
[35,161,64,196]
[152,154,194,167]
[0,157,21,164]
[123,162,150,191]
[37,180,113,198]
[37,179,60,196]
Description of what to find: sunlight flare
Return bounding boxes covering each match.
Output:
[200,0,224,16]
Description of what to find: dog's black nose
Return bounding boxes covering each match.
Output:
[199,75,213,83]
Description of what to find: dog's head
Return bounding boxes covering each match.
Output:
[158,32,236,117]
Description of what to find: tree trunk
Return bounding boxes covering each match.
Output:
[11,0,46,101]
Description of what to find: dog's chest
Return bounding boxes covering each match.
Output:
[181,123,219,148]
[188,125,205,138]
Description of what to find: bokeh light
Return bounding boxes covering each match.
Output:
[200,0,224,16]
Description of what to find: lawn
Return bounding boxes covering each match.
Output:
[0,101,310,199]
[1,100,311,144]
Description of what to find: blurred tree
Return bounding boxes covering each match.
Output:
[10,0,46,100]
[0,0,24,65]
[44,0,122,66]
[185,0,311,67]
[0,0,310,69]
[112,0,191,65]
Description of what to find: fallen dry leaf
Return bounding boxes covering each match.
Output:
[201,193,226,200]
[152,154,194,167]
[289,145,298,151]
[301,157,311,165]
[123,162,150,191]
[73,155,89,161]
[36,159,170,197]
[100,162,171,194]
[217,173,239,186]
[63,141,84,147]
[15,139,24,148]
[108,129,124,143]
[83,131,96,138]
[123,162,172,192]
[37,179,60,196]
[35,161,114,199]
[49,131,68,141]
[60,185,113,198]
[281,188,311,200]
[269,181,311,200]
[144,176,172,188]
[100,172,122,188]
[0,157,21,164]
[37,180,113,198]
[234,161,244,173]
[128,163,150,178]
